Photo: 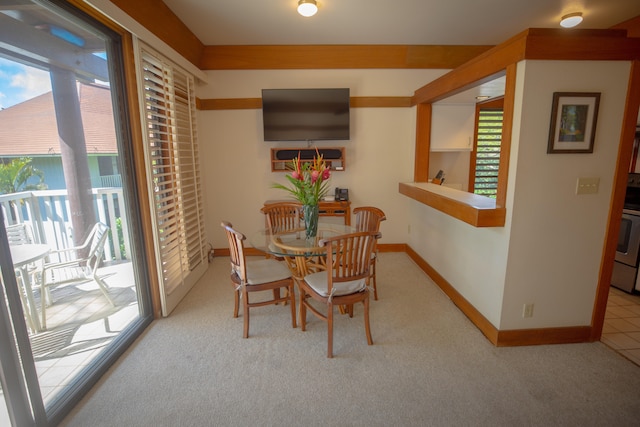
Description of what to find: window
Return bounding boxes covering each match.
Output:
[471,98,504,198]
[0,1,152,424]
[138,45,207,316]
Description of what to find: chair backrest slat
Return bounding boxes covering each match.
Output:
[320,231,381,291]
[6,223,35,245]
[221,221,247,281]
[261,202,303,233]
[354,206,386,233]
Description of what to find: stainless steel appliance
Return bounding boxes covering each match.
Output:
[612,173,640,292]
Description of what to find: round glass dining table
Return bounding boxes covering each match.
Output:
[249,222,355,280]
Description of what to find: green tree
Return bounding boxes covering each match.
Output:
[0,157,48,195]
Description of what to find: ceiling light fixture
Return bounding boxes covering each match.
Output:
[298,0,318,17]
[560,12,583,28]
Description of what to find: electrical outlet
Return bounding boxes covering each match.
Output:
[523,303,534,318]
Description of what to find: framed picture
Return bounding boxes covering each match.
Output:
[547,92,600,153]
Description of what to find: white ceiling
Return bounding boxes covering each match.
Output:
[162,0,640,46]
[161,0,640,104]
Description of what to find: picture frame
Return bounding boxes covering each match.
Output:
[547,92,600,154]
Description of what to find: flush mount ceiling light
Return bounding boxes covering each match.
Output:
[560,12,583,28]
[298,0,318,17]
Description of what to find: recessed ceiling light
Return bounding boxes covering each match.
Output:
[475,96,491,101]
[560,12,583,28]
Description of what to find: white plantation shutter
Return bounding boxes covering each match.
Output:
[139,46,207,315]
[472,108,503,198]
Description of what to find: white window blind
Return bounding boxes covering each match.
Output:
[139,46,206,314]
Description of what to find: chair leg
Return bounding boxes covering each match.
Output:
[363,295,373,346]
[93,274,116,307]
[327,303,334,358]
[40,281,47,331]
[288,284,297,329]
[371,259,378,301]
[242,291,250,338]
[299,289,307,331]
[233,287,240,318]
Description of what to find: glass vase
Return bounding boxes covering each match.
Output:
[303,204,319,240]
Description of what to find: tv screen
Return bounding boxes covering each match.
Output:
[262,88,350,141]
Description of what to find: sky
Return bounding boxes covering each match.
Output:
[0,57,52,110]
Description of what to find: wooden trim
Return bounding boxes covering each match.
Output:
[413,103,431,182]
[611,14,640,38]
[107,0,205,68]
[591,60,640,341]
[196,96,413,110]
[405,245,595,346]
[196,98,262,110]
[523,28,640,61]
[412,28,640,106]
[200,45,493,70]
[468,104,481,191]
[377,243,407,253]
[405,245,499,345]
[121,33,163,319]
[494,64,516,208]
[496,327,593,347]
[399,182,506,227]
[350,97,413,108]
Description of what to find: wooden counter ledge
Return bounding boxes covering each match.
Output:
[399,182,505,227]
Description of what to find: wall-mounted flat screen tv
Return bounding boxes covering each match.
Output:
[262,88,350,141]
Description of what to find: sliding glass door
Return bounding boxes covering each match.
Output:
[0,1,152,425]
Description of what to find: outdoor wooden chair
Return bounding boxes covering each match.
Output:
[353,206,386,300]
[299,231,381,358]
[220,221,296,338]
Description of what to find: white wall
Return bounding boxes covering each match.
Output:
[407,59,631,330]
[197,69,447,249]
[197,60,632,332]
[501,60,630,329]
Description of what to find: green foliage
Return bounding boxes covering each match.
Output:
[272,153,331,205]
[116,217,126,258]
[0,157,48,195]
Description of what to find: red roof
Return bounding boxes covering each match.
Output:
[0,82,117,156]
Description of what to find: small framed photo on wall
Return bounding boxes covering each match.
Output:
[547,92,601,153]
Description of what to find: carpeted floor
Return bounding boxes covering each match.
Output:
[61,253,640,426]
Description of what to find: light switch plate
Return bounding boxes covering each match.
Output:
[576,177,600,195]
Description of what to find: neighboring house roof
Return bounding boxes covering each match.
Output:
[0,82,117,156]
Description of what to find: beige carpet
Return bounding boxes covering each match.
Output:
[61,253,640,426]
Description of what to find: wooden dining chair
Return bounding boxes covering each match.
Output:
[353,206,386,300]
[220,221,296,338]
[299,231,381,358]
[260,202,303,233]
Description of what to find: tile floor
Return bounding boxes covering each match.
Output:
[601,286,640,366]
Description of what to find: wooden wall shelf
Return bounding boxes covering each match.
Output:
[271,147,345,172]
[264,200,351,225]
